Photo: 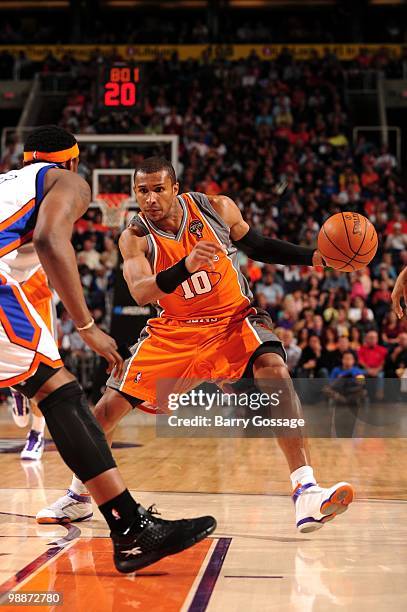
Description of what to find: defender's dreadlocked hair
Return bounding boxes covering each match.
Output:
[24,125,77,154]
[134,157,177,185]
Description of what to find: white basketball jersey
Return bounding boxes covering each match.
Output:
[0,163,58,281]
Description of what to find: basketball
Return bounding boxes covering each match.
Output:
[317,212,378,272]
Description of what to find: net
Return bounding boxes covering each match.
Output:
[97,193,134,228]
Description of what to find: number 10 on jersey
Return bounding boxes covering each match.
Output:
[181,271,213,299]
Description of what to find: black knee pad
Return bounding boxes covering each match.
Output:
[115,388,144,409]
[38,381,116,483]
[13,363,62,399]
[241,341,287,381]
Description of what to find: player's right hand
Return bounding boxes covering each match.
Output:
[78,325,124,378]
[391,268,407,319]
[185,241,227,273]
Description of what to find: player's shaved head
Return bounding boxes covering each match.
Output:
[134,157,176,185]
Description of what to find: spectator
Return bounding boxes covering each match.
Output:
[323,351,367,408]
[320,327,340,371]
[298,217,319,244]
[375,144,397,172]
[356,307,378,336]
[327,335,357,372]
[322,327,338,352]
[350,271,369,300]
[384,332,407,400]
[296,335,329,379]
[322,290,339,324]
[381,311,404,347]
[282,265,302,293]
[348,297,374,324]
[330,351,365,382]
[349,325,362,352]
[297,327,310,351]
[255,292,274,318]
[322,270,350,292]
[77,238,101,270]
[282,329,302,374]
[384,222,407,255]
[387,332,407,378]
[100,236,119,270]
[357,330,387,400]
[255,272,284,309]
[361,162,379,189]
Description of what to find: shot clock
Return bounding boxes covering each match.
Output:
[97,63,141,110]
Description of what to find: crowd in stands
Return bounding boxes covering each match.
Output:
[1,41,407,85]
[2,48,407,400]
[1,8,407,45]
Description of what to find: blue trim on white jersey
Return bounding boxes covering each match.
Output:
[35,163,59,206]
[0,205,37,253]
[0,163,60,255]
[0,284,36,343]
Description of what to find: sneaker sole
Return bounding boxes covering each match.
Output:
[36,513,93,525]
[115,520,217,573]
[297,484,354,534]
[320,483,354,517]
[20,455,43,461]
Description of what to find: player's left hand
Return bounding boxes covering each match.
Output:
[312,250,326,267]
[78,325,124,378]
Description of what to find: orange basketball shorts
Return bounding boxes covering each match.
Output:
[107,309,286,410]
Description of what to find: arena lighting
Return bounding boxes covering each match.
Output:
[228,0,334,6]
[370,0,405,4]
[0,0,68,7]
[102,0,207,6]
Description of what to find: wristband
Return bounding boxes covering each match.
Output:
[77,318,95,331]
[155,257,192,294]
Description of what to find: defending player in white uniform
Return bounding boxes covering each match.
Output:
[0,163,63,385]
[0,128,216,574]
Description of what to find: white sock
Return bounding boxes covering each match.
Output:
[70,475,90,497]
[290,465,317,490]
[31,414,45,434]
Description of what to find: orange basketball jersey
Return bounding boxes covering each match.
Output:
[132,192,255,321]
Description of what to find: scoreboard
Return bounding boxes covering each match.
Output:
[97,63,141,109]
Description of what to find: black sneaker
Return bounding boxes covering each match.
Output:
[111,504,217,573]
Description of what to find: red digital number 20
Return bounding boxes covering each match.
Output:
[104,82,136,107]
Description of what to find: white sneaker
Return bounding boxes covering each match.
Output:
[293,482,354,533]
[36,489,93,524]
[10,391,30,428]
[20,430,44,461]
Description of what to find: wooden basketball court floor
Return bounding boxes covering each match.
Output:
[1,404,407,611]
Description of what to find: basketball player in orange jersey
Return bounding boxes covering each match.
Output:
[39,157,354,533]
[1,126,215,573]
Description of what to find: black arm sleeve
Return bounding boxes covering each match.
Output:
[233,228,314,266]
[155,257,192,293]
